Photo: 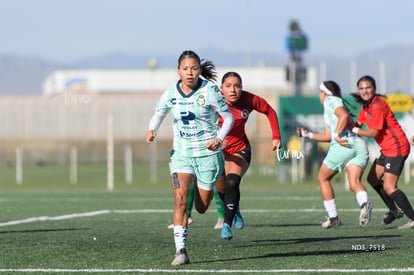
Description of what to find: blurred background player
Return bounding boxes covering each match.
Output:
[351,75,414,229]
[146,50,234,265]
[298,81,372,228]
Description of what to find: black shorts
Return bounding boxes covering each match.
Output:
[233,143,252,165]
[375,152,408,176]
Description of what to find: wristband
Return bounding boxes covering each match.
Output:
[331,132,339,139]
[352,127,359,134]
[307,132,314,139]
[300,129,306,137]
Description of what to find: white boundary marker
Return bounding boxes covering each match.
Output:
[0,208,392,228]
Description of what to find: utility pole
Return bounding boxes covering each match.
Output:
[285,20,308,95]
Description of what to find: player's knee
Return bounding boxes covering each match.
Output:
[225,173,241,191]
[174,194,188,209]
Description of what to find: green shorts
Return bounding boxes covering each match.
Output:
[323,139,368,172]
[169,151,225,191]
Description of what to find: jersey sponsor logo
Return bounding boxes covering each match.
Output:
[197,95,206,106]
[169,98,194,106]
[179,130,204,138]
[241,109,249,119]
[180,111,196,125]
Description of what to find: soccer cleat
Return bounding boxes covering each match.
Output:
[214,218,224,229]
[221,223,233,240]
[171,248,190,266]
[398,219,414,229]
[382,209,404,225]
[321,216,342,229]
[167,217,193,229]
[359,200,373,227]
[232,207,244,230]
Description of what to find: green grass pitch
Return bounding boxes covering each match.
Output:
[0,163,413,274]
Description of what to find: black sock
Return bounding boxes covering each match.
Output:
[224,173,241,226]
[390,189,414,220]
[373,184,398,211]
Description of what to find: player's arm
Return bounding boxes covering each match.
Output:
[252,93,282,149]
[207,85,235,150]
[297,127,331,142]
[146,111,166,143]
[207,109,234,151]
[352,103,381,138]
[332,106,349,146]
[146,92,170,144]
[352,118,379,137]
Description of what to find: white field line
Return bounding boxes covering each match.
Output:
[0,210,110,227]
[0,268,414,273]
[0,208,391,228]
[0,209,412,273]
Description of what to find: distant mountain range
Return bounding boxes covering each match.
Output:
[2,45,414,95]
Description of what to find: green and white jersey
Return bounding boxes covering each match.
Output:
[323,96,358,144]
[153,79,230,157]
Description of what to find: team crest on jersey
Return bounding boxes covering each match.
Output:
[197,95,206,106]
[241,109,249,119]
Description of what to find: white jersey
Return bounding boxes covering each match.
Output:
[151,79,231,157]
[323,96,359,144]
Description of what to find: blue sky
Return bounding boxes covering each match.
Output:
[1,0,414,63]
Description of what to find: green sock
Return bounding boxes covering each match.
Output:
[187,184,194,217]
[214,189,225,219]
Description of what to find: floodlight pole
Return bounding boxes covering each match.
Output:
[285,20,308,96]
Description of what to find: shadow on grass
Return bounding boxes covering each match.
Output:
[250,223,320,227]
[193,247,397,264]
[249,234,401,244]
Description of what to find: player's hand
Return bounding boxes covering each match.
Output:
[411,135,414,145]
[206,138,222,151]
[334,136,349,147]
[272,139,281,151]
[222,139,229,149]
[297,128,309,138]
[146,130,157,144]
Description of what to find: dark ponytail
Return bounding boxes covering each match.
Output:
[323,80,356,112]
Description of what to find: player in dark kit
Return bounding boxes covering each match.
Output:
[215,71,282,240]
[351,75,414,229]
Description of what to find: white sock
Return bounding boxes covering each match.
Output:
[356,191,368,207]
[173,226,187,252]
[323,199,337,218]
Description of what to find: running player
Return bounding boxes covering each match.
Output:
[351,75,414,229]
[216,71,282,240]
[298,81,373,228]
[146,50,234,265]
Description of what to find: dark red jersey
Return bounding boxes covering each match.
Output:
[357,95,410,157]
[218,91,281,157]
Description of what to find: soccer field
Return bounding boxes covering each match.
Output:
[0,164,414,274]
